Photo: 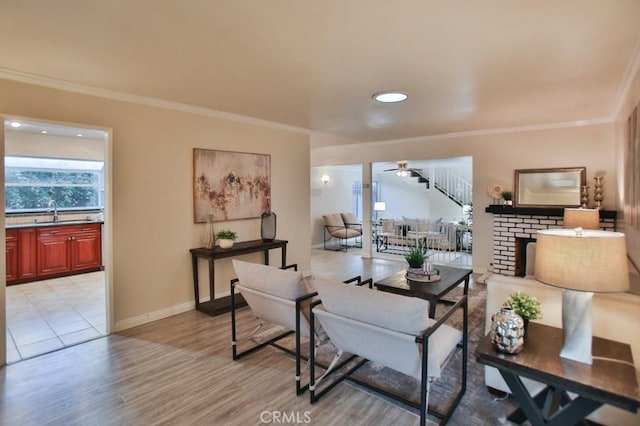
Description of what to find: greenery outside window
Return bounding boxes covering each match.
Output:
[5,156,104,213]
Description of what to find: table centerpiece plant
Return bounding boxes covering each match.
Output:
[405,245,426,272]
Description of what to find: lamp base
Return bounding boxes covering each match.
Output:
[560,290,593,364]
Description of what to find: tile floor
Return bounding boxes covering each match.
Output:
[5,271,106,363]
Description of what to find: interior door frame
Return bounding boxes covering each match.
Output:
[0,115,114,366]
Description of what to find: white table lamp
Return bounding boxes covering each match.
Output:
[534,229,629,364]
[563,208,600,230]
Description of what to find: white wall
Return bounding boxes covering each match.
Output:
[0,78,311,342]
[312,123,618,272]
[614,61,640,271]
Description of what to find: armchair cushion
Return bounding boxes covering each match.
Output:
[315,277,431,336]
[340,212,361,231]
[322,213,345,230]
[314,278,461,379]
[232,260,312,301]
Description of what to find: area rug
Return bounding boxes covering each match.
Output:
[342,283,518,425]
[246,283,518,425]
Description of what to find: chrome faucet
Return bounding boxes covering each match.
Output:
[47,199,59,222]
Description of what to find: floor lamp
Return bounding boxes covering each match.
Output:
[534,229,629,364]
[374,202,386,221]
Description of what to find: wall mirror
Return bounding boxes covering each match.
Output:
[514,167,586,208]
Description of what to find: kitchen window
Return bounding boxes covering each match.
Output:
[5,156,104,213]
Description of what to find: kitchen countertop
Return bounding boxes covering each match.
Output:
[6,220,104,229]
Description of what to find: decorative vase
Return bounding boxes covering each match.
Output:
[218,239,234,249]
[203,214,215,249]
[491,307,525,354]
[261,211,277,242]
[580,185,589,209]
[593,176,604,210]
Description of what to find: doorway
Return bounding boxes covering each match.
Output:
[3,117,112,363]
[371,157,473,266]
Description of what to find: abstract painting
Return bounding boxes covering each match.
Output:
[193,149,271,223]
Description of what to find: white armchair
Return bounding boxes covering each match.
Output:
[231,260,370,395]
[309,278,467,426]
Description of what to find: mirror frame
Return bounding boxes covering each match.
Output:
[514,167,587,208]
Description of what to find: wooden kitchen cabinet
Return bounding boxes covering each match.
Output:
[37,224,102,279]
[5,222,102,284]
[69,225,102,271]
[6,230,18,283]
[5,228,37,285]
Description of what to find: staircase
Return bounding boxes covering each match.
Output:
[410,168,472,207]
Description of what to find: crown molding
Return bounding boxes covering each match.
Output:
[0,68,310,135]
[312,117,613,152]
[610,37,640,120]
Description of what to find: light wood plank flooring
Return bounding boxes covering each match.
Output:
[0,251,436,425]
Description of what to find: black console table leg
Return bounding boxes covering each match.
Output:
[191,254,200,310]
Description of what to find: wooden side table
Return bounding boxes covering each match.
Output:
[476,322,639,425]
[190,239,288,316]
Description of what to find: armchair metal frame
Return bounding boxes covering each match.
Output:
[231,267,371,395]
[309,295,468,426]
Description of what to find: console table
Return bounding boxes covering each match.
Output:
[190,239,288,316]
[476,322,639,425]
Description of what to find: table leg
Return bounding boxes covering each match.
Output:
[281,245,286,267]
[428,299,437,318]
[264,249,270,266]
[499,370,602,426]
[208,258,215,310]
[191,254,200,310]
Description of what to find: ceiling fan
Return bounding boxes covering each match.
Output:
[383,161,421,177]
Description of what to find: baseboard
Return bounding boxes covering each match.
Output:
[113,301,194,332]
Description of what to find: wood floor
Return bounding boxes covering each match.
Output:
[0,250,435,426]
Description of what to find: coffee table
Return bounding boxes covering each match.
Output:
[374,265,472,318]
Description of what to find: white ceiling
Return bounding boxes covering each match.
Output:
[1,1,640,144]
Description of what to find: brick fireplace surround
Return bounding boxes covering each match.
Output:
[486,206,617,276]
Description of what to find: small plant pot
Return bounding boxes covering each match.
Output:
[218,239,234,249]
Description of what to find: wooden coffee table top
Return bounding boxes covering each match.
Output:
[374,265,472,300]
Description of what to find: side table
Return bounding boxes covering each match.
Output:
[476,322,639,425]
[190,239,288,316]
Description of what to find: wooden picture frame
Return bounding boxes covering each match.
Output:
[514,167,586,208]
[193,149,271,223]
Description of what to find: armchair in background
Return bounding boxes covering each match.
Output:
[322,213,363,251]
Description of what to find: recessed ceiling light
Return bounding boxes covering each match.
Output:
[76,133,83,137]
[372,91,408,103]
[40,130,48,134]
[9,121,22,128]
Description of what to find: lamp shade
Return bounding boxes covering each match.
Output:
[534,229,629,293]
[563,208,599,230]
[374,202,386,212]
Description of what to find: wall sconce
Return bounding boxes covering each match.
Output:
[320,174,330,184]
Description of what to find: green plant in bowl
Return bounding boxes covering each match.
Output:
[215,229,237,240]
[405,246,426,269]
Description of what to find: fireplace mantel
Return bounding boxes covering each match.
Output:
[485,205,617,219]
[486,205,617,276]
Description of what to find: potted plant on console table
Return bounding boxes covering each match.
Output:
[215,229,237,249]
